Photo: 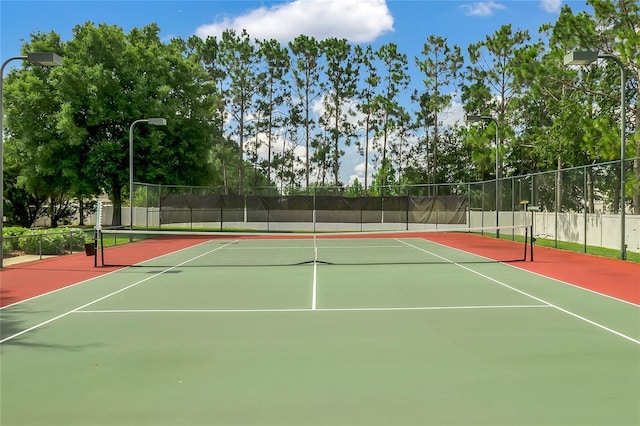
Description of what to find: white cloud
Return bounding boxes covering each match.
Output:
[461,1,506,17]
[441,94,466,127]
[349,161,374,186]
[539,0,562,13]
[195,0,394,43]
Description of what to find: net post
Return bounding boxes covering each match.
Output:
[93,228,98,267]
[530,224,534,261]
[520,200,533,262]
[523,225,528,261]
[99,230,105,267]
[527,204,539,262]
[94,199,103,267]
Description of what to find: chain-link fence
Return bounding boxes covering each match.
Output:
[109,158,638,258]
[2,228,95,263]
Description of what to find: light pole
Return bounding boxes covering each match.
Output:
[129,118,166,229]
[564,50,627,260]
[1,52,63,268]
[466,114,500,237]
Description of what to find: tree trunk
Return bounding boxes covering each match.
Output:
[78,200,85,226]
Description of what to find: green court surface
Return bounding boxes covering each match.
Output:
[1,237,639,426]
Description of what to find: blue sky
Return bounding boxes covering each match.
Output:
[1,0,592,184]
[1,1,592,63]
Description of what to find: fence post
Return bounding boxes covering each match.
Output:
[435,184,439,229]
[405,187,409,231]
[220,197,223,231]
[158,184,162,230]
[467,183,471,230]
[313,187,317,233]
[511,177,515,240]
[555,168,559,248]
[481,182,485,233]
[583,166,588,253]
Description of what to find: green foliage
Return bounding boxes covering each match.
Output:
[414,35,463,185]
[320,37,361,186]
[3,22,218,228]
[2,227,88,255]
[2,2,637,229]
[2,227,30,252]
[19,228,88,255]
[131,186,149,207]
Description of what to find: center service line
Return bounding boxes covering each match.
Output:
[312,245,318,310]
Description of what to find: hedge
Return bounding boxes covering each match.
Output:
[3,227,90,255]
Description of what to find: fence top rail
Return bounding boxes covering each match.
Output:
[133,157,639,194]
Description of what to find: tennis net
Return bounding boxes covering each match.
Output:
[94,224,533,268]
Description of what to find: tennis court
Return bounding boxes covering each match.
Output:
[1,230,639,426]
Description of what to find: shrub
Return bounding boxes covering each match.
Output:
[19,228,89,255]
[61,227,89,251]
[62,229,82,252]
[21,230,64,255]
[2,227,28,252]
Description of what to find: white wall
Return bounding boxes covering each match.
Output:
[469,210,639,253]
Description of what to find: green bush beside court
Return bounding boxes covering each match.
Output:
[3,227,89,255]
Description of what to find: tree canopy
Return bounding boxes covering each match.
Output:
[2,0,638,227]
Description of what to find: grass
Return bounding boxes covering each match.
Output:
[489,231,639,263]
[533,237,640,263]
[97,232,149,248]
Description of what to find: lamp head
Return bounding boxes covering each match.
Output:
[147,118,167,126]
[563,50,598,66]
[26,52,63,67]
[466,115,495,123]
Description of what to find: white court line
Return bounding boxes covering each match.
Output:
[75,305,549,314]
[312,245,318,310]
[3,238,636,346]
[396,238,640,346]
[0,240,238,344]
[416,235,639,307]
[0,237,221,310]
[221,244,409,250]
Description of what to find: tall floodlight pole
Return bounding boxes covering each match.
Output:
[1,52,63,269]
[564,50,627,260]
[465,114,500,238]
[129,118,166,230]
